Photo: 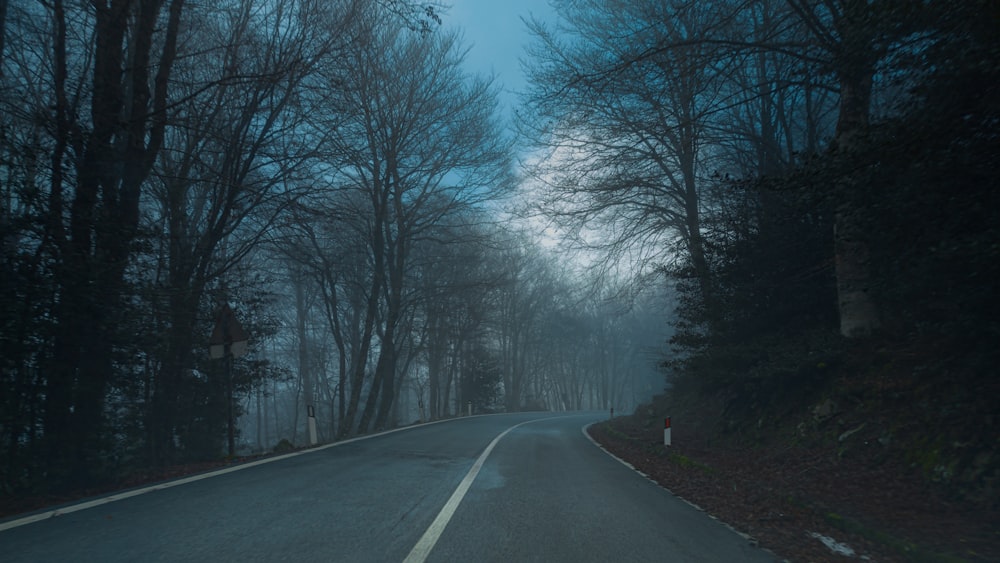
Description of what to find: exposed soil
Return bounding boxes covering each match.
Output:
[587,414,998,563]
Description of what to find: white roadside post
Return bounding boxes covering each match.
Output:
[467,401,472,417]
[664,417,672,447]
[307,405,318,445]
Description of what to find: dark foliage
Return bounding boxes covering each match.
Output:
[666,0,1000,505]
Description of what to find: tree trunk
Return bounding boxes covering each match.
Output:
[339,196,385,438]
[426,310,443,419]
[833,62,879,337]
[372,211,406,431]
[356,350,385,434]
[294,271,313,441]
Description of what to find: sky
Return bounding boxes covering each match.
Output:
[440,2,589,260]
[442,1,559,118]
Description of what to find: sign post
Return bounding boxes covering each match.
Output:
[209,304,249,457]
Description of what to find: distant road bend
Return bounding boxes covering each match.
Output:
[0,412,775,562]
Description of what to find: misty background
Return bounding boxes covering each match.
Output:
[1,0,995,505]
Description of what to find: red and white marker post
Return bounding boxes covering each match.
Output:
[664,417,672,447]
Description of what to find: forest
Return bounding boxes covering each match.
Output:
[1,0,997,509]
[518,0,998,509]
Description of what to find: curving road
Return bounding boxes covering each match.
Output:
[0,412,775,562]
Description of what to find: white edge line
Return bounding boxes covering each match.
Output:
[580,422,769,550]
[0,413,504,533]
[402,416,563,563]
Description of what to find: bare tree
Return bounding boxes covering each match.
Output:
[143,0,356,463]
[522,1,744,310]
[326,7,511,434]
[274,188,377,439]
[489,237,561,411]
[708,0,837,177]
[410,219,504,418]
[636,1,922,336]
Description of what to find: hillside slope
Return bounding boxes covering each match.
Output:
[589,366,998,563]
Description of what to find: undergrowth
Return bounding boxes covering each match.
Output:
[659,328,998,511]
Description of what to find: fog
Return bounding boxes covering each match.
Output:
[2,6,995,547]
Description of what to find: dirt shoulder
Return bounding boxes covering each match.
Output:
[587,415,997,562]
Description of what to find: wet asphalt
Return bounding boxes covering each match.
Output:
[0,411,775,562]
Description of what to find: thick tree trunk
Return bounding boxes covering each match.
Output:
[339,260,380,438]
[834,210,879,337]
[372,350,396,430]
[315,267,348,436]
[339,326,372,439]
[356,352,384,434]
[833,65,879,337]
[372,216,406,431]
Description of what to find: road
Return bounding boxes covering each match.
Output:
[0,412,775,562]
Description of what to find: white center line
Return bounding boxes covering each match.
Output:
[403,416,559,563]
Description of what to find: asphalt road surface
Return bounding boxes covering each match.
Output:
[0,412,775,562]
